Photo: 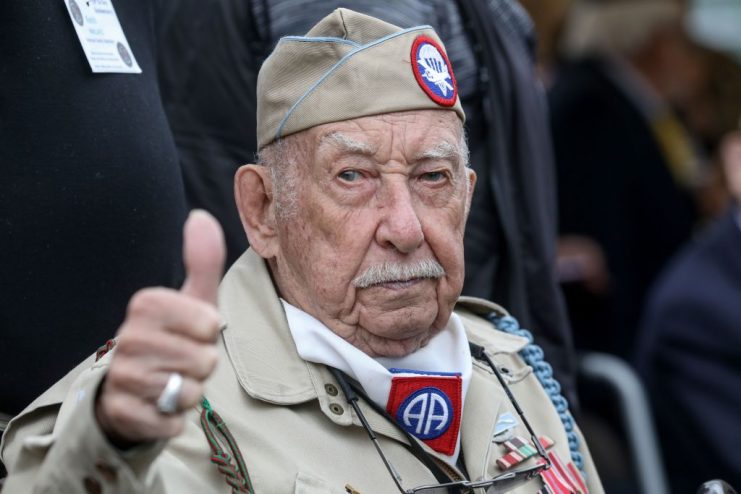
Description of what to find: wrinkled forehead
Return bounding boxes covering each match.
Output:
[308,110,464,162]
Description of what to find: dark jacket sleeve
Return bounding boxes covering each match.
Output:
[636,213,741,490]
[458,0,577,408]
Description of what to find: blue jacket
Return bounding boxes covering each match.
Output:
[636,210,741,492]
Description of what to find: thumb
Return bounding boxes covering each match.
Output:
[180,210,226,306]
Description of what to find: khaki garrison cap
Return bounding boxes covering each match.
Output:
[256,8,465,149]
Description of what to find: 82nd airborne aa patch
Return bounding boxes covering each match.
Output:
[386,370,462,456]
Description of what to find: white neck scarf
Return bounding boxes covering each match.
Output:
[281,300,472,464]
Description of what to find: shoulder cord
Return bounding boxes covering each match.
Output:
[200,397,255,493]
[487,313,585,477]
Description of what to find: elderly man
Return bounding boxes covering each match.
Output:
[1,9,602,493]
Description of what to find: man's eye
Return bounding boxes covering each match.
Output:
[338,170,362,182]
[420,171,446,182]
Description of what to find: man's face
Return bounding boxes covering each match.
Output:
[269,110,475,357]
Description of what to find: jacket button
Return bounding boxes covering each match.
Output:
[329,403,344,415]
[324,383,339,396]
[95,459,117,482]
[83,476,102,494]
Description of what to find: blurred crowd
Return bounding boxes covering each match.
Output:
[2,0,740,492]
[534,1,741,491]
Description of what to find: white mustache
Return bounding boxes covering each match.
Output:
[352,259,445,288]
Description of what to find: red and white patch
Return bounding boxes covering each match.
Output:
[410,35,458,107]
[386,372,462,456]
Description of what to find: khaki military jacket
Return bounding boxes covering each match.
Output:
[1,249,603,493]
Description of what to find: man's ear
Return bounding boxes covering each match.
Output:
[234,164,279,258]
[464,167,477,217]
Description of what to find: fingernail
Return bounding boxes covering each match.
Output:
[188,209,210,220]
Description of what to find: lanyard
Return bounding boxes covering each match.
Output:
[328,341,548,494]
[328,367,459,492]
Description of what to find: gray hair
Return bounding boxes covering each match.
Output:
[352,259,445,288]
[256,135,305,220]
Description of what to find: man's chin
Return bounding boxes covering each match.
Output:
[350,323,442,358]
[359,336,428,358]
[356,282,439,316]
[349,294,448,356]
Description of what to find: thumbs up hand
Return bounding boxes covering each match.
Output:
[96,210,226,445]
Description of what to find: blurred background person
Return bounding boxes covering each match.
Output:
[155,0,580,406]
[518,0,574,81]
[685,50,741,218]
[636,129,741,492]
[520,0,741,490]
[548,0,704,358]
[1,0,187,436]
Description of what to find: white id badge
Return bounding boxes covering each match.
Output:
[63,0,142,73]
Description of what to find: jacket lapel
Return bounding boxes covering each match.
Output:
[219,249,316,404]
[460,364,505,481]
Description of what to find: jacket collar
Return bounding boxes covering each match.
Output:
[219,249,316,404]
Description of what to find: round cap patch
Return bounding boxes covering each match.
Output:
[396,387,453,440]
[411,35,458,107]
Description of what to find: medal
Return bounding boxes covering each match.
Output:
[538,451,588,494]
[495,435,554,470]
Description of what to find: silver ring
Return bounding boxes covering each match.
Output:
[156,372,183,414]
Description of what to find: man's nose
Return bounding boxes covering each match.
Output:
[375,181,424,253]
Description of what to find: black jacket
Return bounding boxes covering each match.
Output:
[636,211,741,492]
[1,1,187,414]
[549,58,696,357]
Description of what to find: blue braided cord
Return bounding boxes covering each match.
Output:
[487,313,586,476]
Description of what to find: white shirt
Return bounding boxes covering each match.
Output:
[281,300,472,464]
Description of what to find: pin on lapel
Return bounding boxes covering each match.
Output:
[492,428,515,443]
[492,411,518,443]
[494,411,518,435]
